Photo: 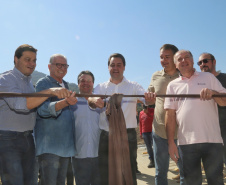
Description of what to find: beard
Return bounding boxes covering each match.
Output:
[201,66,211,73]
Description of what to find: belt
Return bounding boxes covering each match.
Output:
[101,128,135,134]
[0,130,33,137]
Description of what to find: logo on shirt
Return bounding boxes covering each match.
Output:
[197,83,206,85]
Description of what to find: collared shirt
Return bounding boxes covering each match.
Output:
[148,69,179,139]
[0,67,36,132]
[34,75,75,157]
[164,71,226,145]
[71,97,101,158]
[94,77,146,131]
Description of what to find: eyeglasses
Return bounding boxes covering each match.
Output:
[52,63,69,69]
[197,59,212,66]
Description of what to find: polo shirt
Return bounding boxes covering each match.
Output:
[148,69,179,139]
[164,71,226,145]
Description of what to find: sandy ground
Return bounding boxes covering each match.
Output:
[137,144,226,185]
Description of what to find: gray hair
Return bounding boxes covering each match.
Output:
[174,50,193,64]
[49,54,67,64]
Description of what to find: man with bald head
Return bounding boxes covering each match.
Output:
[198,52,226,170]
[165,50,226,185]
[34,54,77,185]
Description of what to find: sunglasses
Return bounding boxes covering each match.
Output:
[197,59,212,66]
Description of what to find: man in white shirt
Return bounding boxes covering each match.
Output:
[88,53,152,185]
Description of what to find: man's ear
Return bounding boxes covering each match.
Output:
[213,59,216,67]
[48,63,51,71]
[14,56,18,65]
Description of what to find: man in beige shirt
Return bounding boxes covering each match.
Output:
[148,44,185,185]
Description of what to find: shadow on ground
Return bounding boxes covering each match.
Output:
[137,173,154,185]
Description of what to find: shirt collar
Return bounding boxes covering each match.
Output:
[46,75,67,86]
[107,76,127,86]
[13,67,32,82]
[179,68,198,80]
[161,69,180,77]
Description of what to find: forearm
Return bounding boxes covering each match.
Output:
[213,91,226,106]
[26,89,52,110]
[165,109,177,144]
[55,99,70,111]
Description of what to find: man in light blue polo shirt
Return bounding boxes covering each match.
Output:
[71,71,101,185]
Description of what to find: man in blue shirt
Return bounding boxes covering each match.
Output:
[71,70,101,185]
[34,54,77,185]
[0,44,72,185]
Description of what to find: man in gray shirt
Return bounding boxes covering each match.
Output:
[0,44,73,185]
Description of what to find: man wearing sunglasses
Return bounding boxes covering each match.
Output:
[198,52,226,173]
[34,54,77,185]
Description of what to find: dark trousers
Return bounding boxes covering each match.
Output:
[179,143,224,185]
[67,158,74,185]
[99,128,137,185]
[221,128,226,165]
[0,130,36,185]
[72,157,100,185]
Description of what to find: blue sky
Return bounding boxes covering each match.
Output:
[1,0,226,89]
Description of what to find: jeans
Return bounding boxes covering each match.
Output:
[153,131,185,185]
[38,153,70,185]
[99,129,137,185]
[0,130,36,185]
[72,157,100,185]
[32,157,40,185]
[67,158,74,185]
[221,128,226,165]
[142,132,154,161]
[179,143,224,185]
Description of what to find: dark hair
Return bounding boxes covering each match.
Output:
[200,52,215,61]
[108,53,126,66]
[14,44,37,64]
[160,44,179,55]
[77,70,95,84]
